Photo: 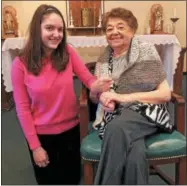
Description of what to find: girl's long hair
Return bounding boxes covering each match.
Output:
[19,4,69,75]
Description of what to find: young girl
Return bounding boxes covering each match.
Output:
[11,4,111,185]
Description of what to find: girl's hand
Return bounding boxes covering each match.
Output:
[32,146,50,168]
[90,77,112,94]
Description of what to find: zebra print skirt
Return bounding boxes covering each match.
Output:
[95,103,173,140]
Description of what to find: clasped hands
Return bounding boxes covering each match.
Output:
[91,77,120,112]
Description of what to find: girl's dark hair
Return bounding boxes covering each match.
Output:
[19,4,69,75]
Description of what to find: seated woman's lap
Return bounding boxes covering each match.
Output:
[104,108,158,143]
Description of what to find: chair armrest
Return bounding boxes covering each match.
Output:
[79,85,89,141]
[171,92,185,104]
[171,92,186,135]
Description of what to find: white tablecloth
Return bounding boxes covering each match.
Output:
[2,35,181,92]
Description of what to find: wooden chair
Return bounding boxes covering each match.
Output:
[79,47,187,185]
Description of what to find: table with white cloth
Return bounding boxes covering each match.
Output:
[2,35,181,93]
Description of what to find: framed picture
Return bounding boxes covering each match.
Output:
[66,0,104,28]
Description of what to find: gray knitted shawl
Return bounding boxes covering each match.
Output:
[95,36,166,107]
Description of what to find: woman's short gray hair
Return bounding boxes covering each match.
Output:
[102,7,138,33]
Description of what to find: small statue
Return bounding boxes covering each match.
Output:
[154,7,162,31]
[4,12,15,33]
[150,4,165,34]
[2,6,18,38]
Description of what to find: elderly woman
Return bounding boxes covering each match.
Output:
[90,8,172,185]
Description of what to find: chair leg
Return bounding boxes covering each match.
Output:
[150,165,175,185]
[83,160,94,185]
[176,157,187,185]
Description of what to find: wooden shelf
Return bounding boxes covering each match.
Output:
[67,27,103,36]
[67,27,102,30]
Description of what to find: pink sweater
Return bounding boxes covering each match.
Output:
[11,45,96,150]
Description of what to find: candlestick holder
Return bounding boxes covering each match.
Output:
[69,13,74,28]
[170,17,179,34]
[97,9,102,28]
[97,15,102,28]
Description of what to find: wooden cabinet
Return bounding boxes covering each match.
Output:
[66,1,104,36]
[68,1,102,27]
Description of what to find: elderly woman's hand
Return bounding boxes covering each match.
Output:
[100,92,118,106]
[90,77,112,94]
[100,92,133,106]
[99,92,118,112]
[101,101,116,112]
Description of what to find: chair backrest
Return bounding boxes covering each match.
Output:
[173,47,187,94]
[85,62,97,122]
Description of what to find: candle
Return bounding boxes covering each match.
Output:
[173,8,177,18]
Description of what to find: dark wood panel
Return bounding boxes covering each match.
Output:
[173,47,187,94]
[1,74,14,111]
